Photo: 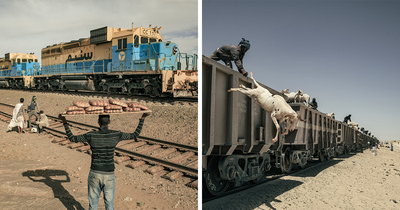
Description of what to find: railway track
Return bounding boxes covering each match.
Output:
[0,88,198,104]
[0,102,198,189]
[202,155,354,204]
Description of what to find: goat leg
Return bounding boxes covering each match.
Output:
[271,114,280,143]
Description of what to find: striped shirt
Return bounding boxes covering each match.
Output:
[64,119,144,172]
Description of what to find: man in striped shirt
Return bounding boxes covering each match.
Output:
[58,113,150,210]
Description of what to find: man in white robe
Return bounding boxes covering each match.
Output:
[7,98,25,134]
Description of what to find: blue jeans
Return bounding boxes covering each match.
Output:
[88,170,116,210]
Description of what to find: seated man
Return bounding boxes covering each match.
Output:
[37,110,49,134]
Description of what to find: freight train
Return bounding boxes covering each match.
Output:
[202,55,378,196]
[0,23,198,98]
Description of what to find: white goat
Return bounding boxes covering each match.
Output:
[294,90,310,106]
[326,113,335,119]
[280,89,298,103]
[228,72,305,143]
[348,122,359,130]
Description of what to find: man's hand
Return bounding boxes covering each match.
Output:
[58,114,67,124]
[140,112,151,120]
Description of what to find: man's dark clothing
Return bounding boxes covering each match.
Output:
[344,115,351,124]
[210,45,245,70]
[309,100,318,110]
[63,119,144,172]
[27,100,40,128]
[28,101,39,112]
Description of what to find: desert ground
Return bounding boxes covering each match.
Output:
[203,143,400,210]
[0,89,198,210]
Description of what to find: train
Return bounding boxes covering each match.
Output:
[202,55,378,196]
[0,23,198,98]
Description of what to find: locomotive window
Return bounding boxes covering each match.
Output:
[22,59,27,62]
[158,39,162,42]
[118,38,127,50]
[35,59,38,62]
[150,38,157,43]
[134,35,139,47]
[141,37,148,44]
[17,58,21,64]
[28,59,33,62]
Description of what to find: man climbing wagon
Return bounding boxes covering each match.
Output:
[210,38,250,77]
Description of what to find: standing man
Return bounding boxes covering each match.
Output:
[27,96,40,128]
[58,113,150,210]
[210,38,250,77]
[7,98,25,134]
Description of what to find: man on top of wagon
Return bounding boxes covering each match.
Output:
[344,114,352,124]
[209,38,250,77]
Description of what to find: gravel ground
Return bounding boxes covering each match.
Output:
[203,144,400,210]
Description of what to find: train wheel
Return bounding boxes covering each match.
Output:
[297,153,307,169]
[319,150,325,162]
[281,147,293,174]
[203,156,229,196]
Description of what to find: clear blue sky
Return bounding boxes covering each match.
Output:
[0,0,198,61]
[203,0,400,141]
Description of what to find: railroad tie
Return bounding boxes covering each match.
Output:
[49,124,65,129]
[136,145,161,154]
[59,140,72,146]
[116,140,136,147]
[186,160,198,169]
[68,142,85,149]
[48,121,60,127]
[119,141,146,150]
[169,152,195,163]
[127,161,146,169]
[52,137,68,143]
[114,156,131,164]
[165,171,183,181]
[77,145,91,152]
[145,165,164,175]
[187,180,198,189]
[152,148,177,158]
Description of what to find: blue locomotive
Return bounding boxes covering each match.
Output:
[0,23,198,97]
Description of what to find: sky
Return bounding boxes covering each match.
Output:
[203,0,400,141]
[0,0,198,61]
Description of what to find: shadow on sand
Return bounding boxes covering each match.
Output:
[22,169,85,210]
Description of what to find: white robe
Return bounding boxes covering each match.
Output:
[7,103,24,130]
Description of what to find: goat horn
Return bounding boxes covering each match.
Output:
[283,113,295,119]
[297,112,306,122]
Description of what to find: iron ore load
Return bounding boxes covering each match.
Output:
[202,55,378,196]
[0,23,198,98]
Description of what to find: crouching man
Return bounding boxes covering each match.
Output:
[37,110,49,134]
[58,113,150,210]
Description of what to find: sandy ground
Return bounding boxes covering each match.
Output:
[203,144,400,210]
[0,89,198,210]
